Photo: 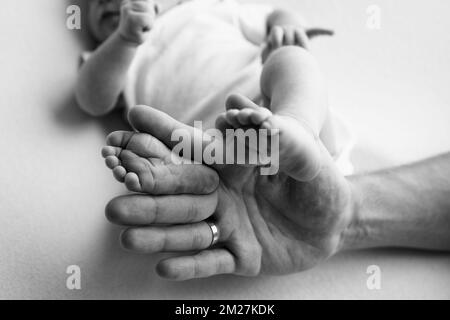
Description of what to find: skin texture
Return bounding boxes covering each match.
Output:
[344,154,450,252]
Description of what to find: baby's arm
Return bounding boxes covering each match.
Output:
[76,0,155,116]
[76,34,140,116]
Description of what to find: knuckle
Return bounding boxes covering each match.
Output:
[148,198,160,222]
[192,255,202,278]
[185,202,199,222]
[157,230,167,252]
[191,229,207,249]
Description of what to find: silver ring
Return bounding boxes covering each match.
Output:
[206,221,220,247]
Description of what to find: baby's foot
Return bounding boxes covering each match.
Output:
[101,131,217,194]
[216,94,322,181]
[102,131,171,193]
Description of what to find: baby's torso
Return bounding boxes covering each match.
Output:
[125,0,265,128]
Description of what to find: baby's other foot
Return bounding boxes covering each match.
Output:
[219,94,322,181]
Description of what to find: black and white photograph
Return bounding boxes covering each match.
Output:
[0,0,449,304]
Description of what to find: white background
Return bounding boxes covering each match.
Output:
[0,0,449,299]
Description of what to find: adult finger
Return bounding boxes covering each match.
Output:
[128,105,224,170]
[106,192,218,226]
[120,222,219,253]
[156,249,236,281]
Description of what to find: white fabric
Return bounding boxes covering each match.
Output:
[124,0,272,128]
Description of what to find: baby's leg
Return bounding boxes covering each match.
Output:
[217,46,331,181]
[261,46,327,135]
[262,46,339,158]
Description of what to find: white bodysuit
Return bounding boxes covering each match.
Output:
[124,0,272,128]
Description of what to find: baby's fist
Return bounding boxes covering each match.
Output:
[119,0,156,45]
[262,26,309,63]
[270,26,309,50]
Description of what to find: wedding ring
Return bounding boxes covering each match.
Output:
[206,221,220,247]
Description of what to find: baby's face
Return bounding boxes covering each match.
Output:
[88,0,189,43]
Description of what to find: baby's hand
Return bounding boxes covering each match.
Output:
[262,25,309,63]
[269,25,310,51]
[119,0,157,45]
[262,25,334,62]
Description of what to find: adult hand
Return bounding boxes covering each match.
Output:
[105,105,356,280]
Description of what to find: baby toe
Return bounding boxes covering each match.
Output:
[106,131,134,148]
[102,146,122,158]
[226,94,260,111]
[250,108,273,125]
[261,118,280,136]
[105,156,121,169]
[125,172,142,193]
[225,109,241,128]
[236,109,254,126]
[119,151,156,193]
[113,166,127,183]
[215,113,233,134]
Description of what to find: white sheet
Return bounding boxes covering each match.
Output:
[0,0,449,299]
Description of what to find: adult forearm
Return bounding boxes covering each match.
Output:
[343,153,450,251]
[75,32,138,116]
